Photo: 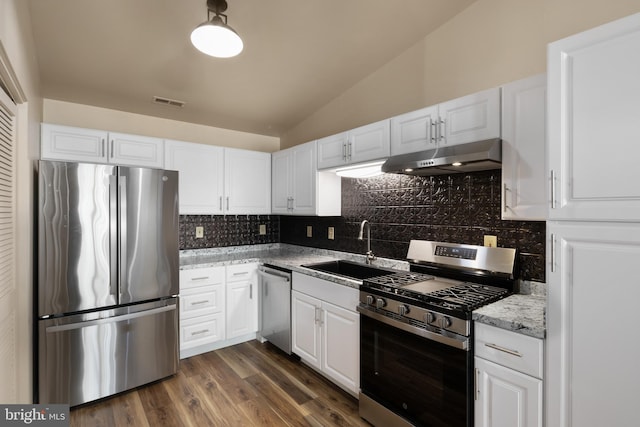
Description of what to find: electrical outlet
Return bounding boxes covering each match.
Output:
[484,235,497,247]
[195,226,204,239]
[328,227,335,240]
[306,226,313,238]
[259,224,266,235]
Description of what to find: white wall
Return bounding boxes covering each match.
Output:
[43,99,280,153]
[281,0,640,148]
[0,0,43,404]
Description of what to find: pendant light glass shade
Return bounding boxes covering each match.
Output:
[191,15,243,58]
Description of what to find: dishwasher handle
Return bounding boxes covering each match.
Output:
[257,266,291,282]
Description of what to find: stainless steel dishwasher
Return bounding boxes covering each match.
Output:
[257,264,292,354]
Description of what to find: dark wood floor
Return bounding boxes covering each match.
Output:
[71,340,371,426]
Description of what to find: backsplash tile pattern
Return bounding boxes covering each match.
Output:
[180,215,280,249]
[280,170,546,282]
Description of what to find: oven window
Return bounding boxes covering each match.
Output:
[360,315,472,427]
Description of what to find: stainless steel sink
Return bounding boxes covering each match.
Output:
[302,260,395,280]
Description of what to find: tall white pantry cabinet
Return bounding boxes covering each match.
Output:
[546,12,640,427]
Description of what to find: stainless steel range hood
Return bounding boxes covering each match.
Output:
[381,138,501,176]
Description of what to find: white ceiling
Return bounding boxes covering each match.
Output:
[26,0,476,137]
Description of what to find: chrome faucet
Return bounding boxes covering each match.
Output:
[358,220,376,264]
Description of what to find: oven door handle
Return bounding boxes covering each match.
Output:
[357,306,469,351]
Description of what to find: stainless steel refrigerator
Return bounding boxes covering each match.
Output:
[36,160,180,406]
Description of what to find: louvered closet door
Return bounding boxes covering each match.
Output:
[0,86,17,403]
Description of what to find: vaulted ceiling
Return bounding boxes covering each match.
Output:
[27,0,476,137]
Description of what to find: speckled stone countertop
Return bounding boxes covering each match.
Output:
[182,243,546,338]
[180,243,409,289]
[473,294,546,339]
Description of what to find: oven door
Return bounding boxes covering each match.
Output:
[359,307,472,427]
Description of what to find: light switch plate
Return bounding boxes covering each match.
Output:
[328,227,335,240]
[259,224,266,235]
[195,226,204,239]
[306,226,313,238]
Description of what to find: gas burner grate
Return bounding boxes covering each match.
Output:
[364,272,433,287]
[428,283,509,311]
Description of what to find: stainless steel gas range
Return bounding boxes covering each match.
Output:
[358,240,517,427]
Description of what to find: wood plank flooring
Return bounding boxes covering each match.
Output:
[70,340,371,427]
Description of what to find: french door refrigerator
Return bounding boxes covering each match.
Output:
[36,160,180,406]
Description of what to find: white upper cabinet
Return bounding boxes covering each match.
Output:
[438,87,501,147]
[317,119,390,169]
[224,148,271,215]
[272,141,341,216]
[390,105,439,155]
[501,74,547,221]
[548,12,640,221]
[41,123,164,168]
[390,88,500,155]
[165,141,271,215]
[164,140,224,214]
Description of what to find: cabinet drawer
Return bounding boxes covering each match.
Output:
[180,314,225,349]
[475,323,543,378]
[180,285,225,319]
[226,263,256,282]
[180,267,225,290]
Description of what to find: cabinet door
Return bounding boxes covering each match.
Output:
[317,132,348,169]
[291,141,317,215]
[271,148,292,214]
[226,279,257,339]
[291,290,321,370]
[322,302,359,394]
[224,148,271,214]
[390,105,438,155]
[548,13,640,221]
[438,87,501,147]
[41,123,108,163]
[547,221,640,427]
[165,140,224,214]
[475,357,542,427]
[348,119,390,164]
[501,74,547,220]
[108,132,164,168]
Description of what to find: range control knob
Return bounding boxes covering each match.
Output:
[424,311,436,324]
[440,316,452,329]
[365,295,375,305]
[375,298,387,309]
[398,304,410,316]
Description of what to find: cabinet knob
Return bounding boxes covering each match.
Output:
[398,304,410,316]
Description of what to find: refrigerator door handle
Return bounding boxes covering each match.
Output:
[45,304,176,333]
[109,173,119,299]
[118,173,127,302]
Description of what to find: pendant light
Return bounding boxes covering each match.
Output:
[191,0,243,58]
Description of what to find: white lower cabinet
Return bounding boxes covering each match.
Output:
[474,323,543,427]
[226,263,258,339]
[179,263,258,359]
[291,272,359,395]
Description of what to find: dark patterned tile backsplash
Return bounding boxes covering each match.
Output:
[180,215,280,249]
[281,170,546,282]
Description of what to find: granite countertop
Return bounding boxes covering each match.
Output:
[473,294,546,339]
[181,243,547,338]
[180,243,409,289]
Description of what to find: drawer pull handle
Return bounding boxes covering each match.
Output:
[192,329,209,336]
[190,300,209,306]
[191,276,210,281]
[233,271,249,276]
[485,343,523,358]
